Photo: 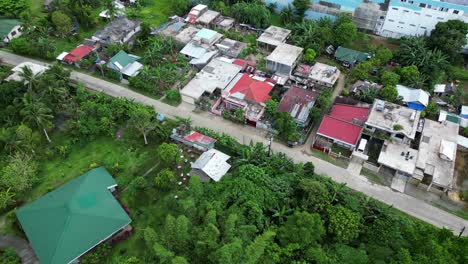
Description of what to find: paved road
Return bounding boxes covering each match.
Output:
[1,50,467,235]
[0,235,39,264]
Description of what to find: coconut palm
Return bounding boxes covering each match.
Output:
[20,96,54,143]
[18,66,40,94]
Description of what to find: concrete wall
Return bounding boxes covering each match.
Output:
[363,162,380,173]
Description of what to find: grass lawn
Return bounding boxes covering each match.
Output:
[361,168,386,185]
[137,0,174,26]
[311,149,349,168]
[29,0,45,17]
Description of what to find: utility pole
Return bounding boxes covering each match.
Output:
[459,227,465,238]
[267,132,273,157]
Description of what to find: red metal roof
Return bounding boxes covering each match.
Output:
[64,45,93,63]
[229,73,274,103]
[232,59,255,67]
[329,104,370,123]
[183,131,216,145]
[317,116,363,145]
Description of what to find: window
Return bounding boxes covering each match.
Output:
[415,12,420,15]
[401,0,407,2]
[410,24,416,27]
[419,3,426,7]
[453,10,459,14]
[426,14,432,17]
[421,26,427,29]
[437,17,444,20]
[399,21,405,24]
[403,10,409,13]
[389,19,395,22]
[392,7,398,10]
[409,0,414,3]
[11,31,16,36]
[427,5,432,9]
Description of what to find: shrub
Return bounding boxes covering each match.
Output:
[393,124,403,131]
[166,89,181,102]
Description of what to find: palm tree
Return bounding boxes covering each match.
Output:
[407,73,428,89]
[20,96,54,143]
[280,4,295,24]
[19,66,39,94]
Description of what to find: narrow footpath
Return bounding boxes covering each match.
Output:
[1,50,467,235]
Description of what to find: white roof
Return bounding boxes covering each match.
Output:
[266,43,303,67]
[121,61,143,77]
[6,62,49,82]
[56,52,68,61]
[434,84,446,93]
[396,85,430,106]
[461,105,468,116]
[457,135,468,148]
[180,42,209,59]
[439,139,456,161]
[180,58,242,100]
[191,149,231,182]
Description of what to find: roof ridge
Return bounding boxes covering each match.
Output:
[325,115,363,127]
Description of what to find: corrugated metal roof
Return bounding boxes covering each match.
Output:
[396,85,430,106]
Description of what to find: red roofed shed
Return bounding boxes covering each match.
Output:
[64,45,94,64]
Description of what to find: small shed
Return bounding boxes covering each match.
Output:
[190,149,231,182]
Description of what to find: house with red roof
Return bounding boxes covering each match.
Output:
[314,104,370,152]
[216,73,275,126]
[277,86,319,127]
[56,45,95,65]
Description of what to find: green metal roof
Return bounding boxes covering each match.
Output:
[334,46,370,64]
[446,114,461,124]
[107,50,138,71]
[16,167,131,264]
[0,19,21,39]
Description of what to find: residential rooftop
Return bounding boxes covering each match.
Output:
[396,84,430,107]
[278,86,319,124]
[0,19,21,39]
[366,100,421,140]
[213,16,235,30]
[257,25,291,47]
[181,58,243,101]
[197,9,220,25]
[415,119,458,189]
[175,26,200,44]
[92,17,140,45]
[309,62,340,86]
[334,46,370,64]
[350,80,383,93]
[266,43,303,67]
[215,38,247,58]
[224,73,275,104]
[378,141,418,175]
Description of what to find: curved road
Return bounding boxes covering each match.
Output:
[1,50,467,235]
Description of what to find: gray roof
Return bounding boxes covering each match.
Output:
[416,119,458,189]
[266,43,303,67]
[191,149,231,182]
[257,26,291,47]
[396,85,430,107]
[93,17,140,45]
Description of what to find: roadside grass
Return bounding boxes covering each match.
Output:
[360,168,386,185]
[310,149,349,168]
[161,97,181,107]
[431,203,468,221]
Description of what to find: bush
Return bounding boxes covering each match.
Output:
[393,124,403,131]
[0,247,20,264]
[9,37,31,55]
[166,89,181,102]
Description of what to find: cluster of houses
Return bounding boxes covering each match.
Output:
[55,17,143,80]
[313,97,465,194]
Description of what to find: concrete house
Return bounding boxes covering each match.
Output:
[308,62,340,88]
[266,43,303,76]
[5,62,48,82]
[365,99,422,144]
[257,26,291,50]
[92,17,141,46]
[180,58,243,105]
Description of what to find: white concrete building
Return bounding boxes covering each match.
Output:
[378,0,468,42]
[266,43,303,76]
[308,62,341,88]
